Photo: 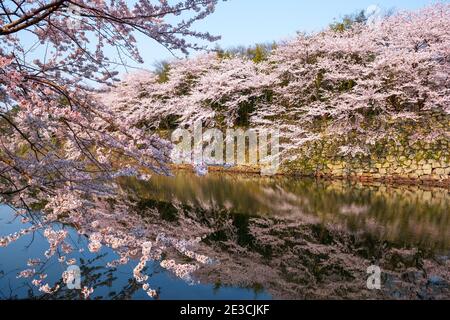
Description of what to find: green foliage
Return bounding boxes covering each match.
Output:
[236,100,256,127]
[338,79,357,92]
[314,69,326,102]
[247,44,270,63]
[236,89,275,127]
[154,60,171,83]
[330,10,367,32]
[0,106,19,134]
[215,43,276,63]
[215,45,233,59]
[159,114,181,130]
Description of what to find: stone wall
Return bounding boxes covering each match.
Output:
[166,112,450,187]
[281,113,450,187]
[282,149,450,187]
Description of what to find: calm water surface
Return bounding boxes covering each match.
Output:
[1,171,449,299]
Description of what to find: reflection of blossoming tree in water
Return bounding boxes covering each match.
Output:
[2,174,449,299]
[12,254,141,300]
[0,0,220,299]
[0,188,213,298]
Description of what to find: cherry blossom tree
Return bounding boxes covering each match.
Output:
[0,1,221,297]
[265,3,449,158]
[104,3,449,162]
[0,0,220,199]
[99,53,275,130]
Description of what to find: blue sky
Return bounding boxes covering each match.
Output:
[17,0,440,76]
[132,0,438,71]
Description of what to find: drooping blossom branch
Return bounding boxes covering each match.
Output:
[0,0,220,198]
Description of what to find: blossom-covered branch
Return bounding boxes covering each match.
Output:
[0,0,220,197]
